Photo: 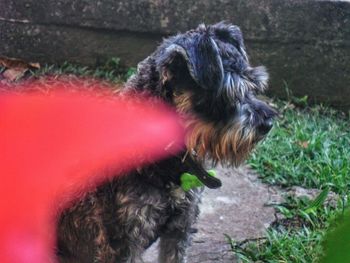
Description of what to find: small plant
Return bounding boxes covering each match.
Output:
[273,187,331,229]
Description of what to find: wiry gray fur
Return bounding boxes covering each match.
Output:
[56,22,276,263]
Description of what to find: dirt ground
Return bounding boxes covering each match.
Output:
[143,165,283,263]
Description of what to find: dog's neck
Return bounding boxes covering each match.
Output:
[144,152,221,191]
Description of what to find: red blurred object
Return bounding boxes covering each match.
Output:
[0,80,184,263]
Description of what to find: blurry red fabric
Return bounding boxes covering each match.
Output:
[0,81,184,263]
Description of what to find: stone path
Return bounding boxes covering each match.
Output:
[143,165,283,263]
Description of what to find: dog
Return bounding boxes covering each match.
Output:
[56,22,276,263]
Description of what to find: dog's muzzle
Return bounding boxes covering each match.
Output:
[257,117,273,136]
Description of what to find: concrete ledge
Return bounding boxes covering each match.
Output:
[1,0,349,108]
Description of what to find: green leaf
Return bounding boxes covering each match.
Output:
[275,205,294,218]
[320,210,350,263]
[304,187,329,214]
[180,173,203,191]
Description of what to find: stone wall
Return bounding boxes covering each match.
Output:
[1,0,349,108]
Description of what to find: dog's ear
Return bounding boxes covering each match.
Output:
[244,66,269,92]
[156,33,224,91]
[211,22,248,62]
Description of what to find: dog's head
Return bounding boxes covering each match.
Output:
[128,22,277,166]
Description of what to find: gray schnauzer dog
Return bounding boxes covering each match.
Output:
[57,22,276,263]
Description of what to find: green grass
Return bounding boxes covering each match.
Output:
[229,192,345,262]
[228,228,324,263]
[31,58,136,83]
[231,99,350,262]
[249,101,350,194]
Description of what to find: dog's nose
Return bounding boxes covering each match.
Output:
[257,118,273,135]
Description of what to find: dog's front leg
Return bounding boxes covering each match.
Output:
[158,187,200,263]
[158,231,189,263]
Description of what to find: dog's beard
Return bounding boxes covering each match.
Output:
[174,93,257,166]
[185,118,256,166]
